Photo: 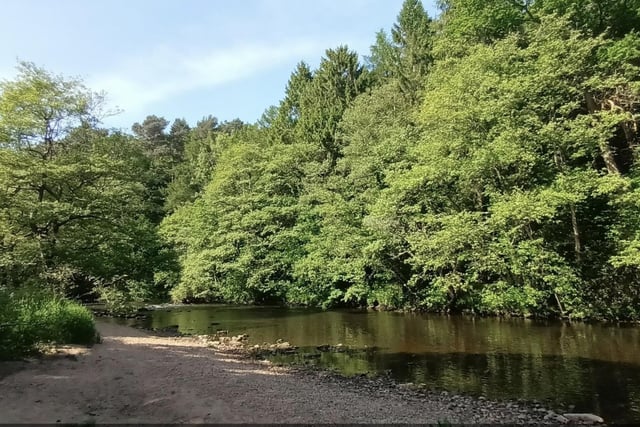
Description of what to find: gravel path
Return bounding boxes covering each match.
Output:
[0,320,557,424]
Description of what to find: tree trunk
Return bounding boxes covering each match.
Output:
[554,292,566,317]
[585,91,622,174]
[569,203,582,263]
[554,151,583,264]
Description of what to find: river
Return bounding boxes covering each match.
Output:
[124,305,640,424]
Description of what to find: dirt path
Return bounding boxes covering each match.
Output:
[0,320,551,424]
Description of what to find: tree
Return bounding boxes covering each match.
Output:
[534,0,640,38]
[433,0,533,58]
[131,115,195,221]
[0,62,106,284]
[298,46,369,171]
[368,15,640,317]
[164,116,246,212]
[0,62,170,298]
[161,126,304,303]
[390,0,434,99]
[169,118,190,159]
[290,82,422,308]
[267,62,313,145]
[132,115,169,154]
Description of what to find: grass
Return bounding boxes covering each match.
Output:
[0,287,97,360]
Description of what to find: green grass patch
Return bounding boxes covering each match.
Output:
[0,288,97,360]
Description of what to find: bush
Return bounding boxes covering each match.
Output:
[96,286,137,316]
[0,288,97,360]
[95,277,156,315]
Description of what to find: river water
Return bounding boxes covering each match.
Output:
[128,305,640,424]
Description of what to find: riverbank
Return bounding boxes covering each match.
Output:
[0,320,598,424]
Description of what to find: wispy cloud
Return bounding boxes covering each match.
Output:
[89,39,327,116]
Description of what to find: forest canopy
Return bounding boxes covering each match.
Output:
[2,0,640,320]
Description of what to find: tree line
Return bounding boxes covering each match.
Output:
[2,0,640,320]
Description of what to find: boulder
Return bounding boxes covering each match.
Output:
[544,412,569,424]
[563,413,604,424]
[276,341,292,350]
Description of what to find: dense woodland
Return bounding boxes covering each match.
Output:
[2,0,640,321]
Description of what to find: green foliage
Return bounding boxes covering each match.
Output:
[534,0,640,38]
[0,61,177,305]
[4,0,640,321]
[434,0,531,58]
[369,0,434,100]
[156,2,640,319]
[95,277,155,315]
[164,116,245,211]
[0,287,96,360]
[0,62,102,147]
[161,127,304,304]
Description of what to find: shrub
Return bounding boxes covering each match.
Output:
[0,288,96,360]
[95,277,154,315]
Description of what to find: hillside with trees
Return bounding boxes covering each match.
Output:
[2,0,640,340]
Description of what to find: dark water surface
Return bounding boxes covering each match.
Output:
[127,305,640,424]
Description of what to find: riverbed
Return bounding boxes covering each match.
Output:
[116,304,640,424]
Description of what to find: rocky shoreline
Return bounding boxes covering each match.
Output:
[96,309,608,426]
[0,317,611,425]
[188,331,605,425]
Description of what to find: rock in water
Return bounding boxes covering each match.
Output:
[544,412,569,424]
[563,413,605,424]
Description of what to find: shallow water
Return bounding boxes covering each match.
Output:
[125,305,640,424]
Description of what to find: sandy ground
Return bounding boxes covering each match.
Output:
[0,320,553,424]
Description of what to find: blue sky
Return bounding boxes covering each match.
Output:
[1,0,438,131]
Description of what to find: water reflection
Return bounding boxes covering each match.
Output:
[129,305,640,424]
